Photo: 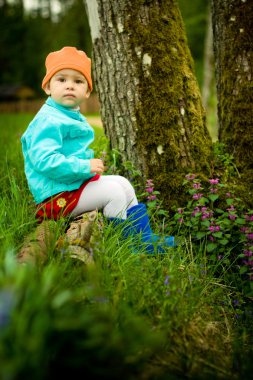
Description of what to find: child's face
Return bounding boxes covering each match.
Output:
[44,69,90,108]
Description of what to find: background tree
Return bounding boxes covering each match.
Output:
[178,0,209,88]
[0,0,92,95]
[85,0,212,209]
[211,0,253,205]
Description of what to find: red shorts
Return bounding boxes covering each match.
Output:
[35,174,100,222]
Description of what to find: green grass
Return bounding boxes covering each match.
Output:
[0,113,253,379]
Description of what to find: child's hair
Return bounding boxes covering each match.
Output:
[41,46,93,91]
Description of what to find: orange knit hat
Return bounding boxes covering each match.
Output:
[41,46,93,92]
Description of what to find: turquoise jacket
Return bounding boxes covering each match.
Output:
[21,97,96,204]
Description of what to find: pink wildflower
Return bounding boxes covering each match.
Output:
[243,250,253,257]
[146,187,154,193]
[193,193,203,200]
[146,179,154,186]
[185,174,196,181]
[209,178,219,185]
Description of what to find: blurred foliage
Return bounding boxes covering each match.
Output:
[0,0,92,95]
[178,0,210,87]
[0,0,209,94]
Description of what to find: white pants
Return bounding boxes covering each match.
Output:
[71,175,138,219]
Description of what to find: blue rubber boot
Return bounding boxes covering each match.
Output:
[123,203,175,253]
[106,203,176,253]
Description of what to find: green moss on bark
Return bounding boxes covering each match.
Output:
[125,0,212,209]
[213,0,253,207]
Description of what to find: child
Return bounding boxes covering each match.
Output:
[21,46,174,252]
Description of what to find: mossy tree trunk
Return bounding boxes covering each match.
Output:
[211,0,253,203]
[85,0,212,209]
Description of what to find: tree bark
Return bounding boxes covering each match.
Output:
[211,0,253,203]
[85,0,212,209]
[202,7,214,111]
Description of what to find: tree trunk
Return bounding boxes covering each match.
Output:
[202,6,217,142]
[202,7,214,110]
[85,0,212,209]
[211,0,253,204]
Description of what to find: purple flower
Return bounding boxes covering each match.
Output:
[146,187,154,193]
[193,193,203,200]
[201,207,207,212]
[164,275,170,285]
[247,234,253,240]
[209,235,215,241]
[209,226,216,232]
[178,208,183,214]
[226,192,231,198]
[229,214,237,220]
[210,188,218,193]
[193,183,201,189]
[209,178,219,185]
[243,250,253,257]
[146,179,154,186]
[185,174,196,181]
[178,217,184,223]
[147,195,156,201]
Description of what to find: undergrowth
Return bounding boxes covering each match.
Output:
[0,114,253,379]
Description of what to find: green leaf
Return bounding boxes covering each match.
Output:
[235,218,246,225]
[207,243,218,252]
[209,194,219,202]
[201,220,210,227]
[239,266,248,275]
[213,232,223,238]
[219,239,229,245]
[195,231,206,239]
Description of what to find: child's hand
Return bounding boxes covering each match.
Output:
[90,158,105,174]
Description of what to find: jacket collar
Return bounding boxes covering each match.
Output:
[46,97,83,121]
